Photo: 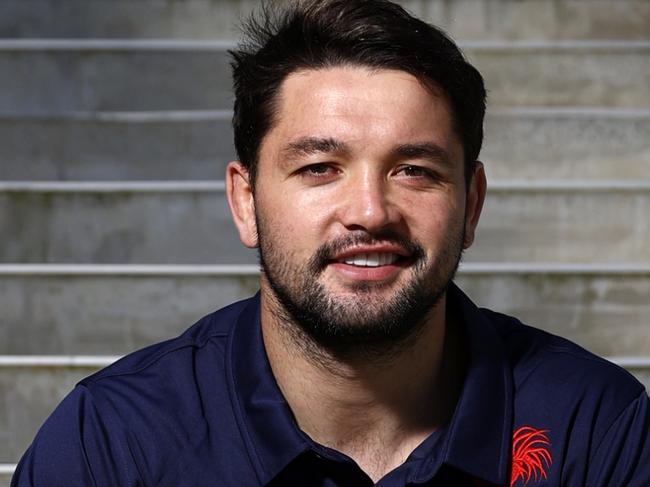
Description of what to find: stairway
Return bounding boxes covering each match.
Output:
[1,1,649,483]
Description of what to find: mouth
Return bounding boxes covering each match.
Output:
[337,252,404,267]
[310,235,424,283]
[324,245,414,283]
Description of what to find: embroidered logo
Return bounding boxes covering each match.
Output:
[510,426,552,486]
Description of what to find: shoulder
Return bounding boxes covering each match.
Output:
[12,296,258,486]
[81,296,253,389]
[72,297,258,432]
[483,309,649,485]
[483,307,645,402]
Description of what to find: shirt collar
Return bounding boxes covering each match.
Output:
[226,294,309,484]
[227,285,513,485]
[438,282,513,485]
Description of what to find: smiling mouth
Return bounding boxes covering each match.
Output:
[315,234,423,274]
[338,252,402,267]
[332,252,409,267]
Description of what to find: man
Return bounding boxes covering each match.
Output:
[12,1,649,485]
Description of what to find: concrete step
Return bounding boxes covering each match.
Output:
[0,268,260,355]
[472,182,650,263]
[464,41,650,108]
[0,40,648,112]
[483,108,650,181]
[0,41,234,113]
[0,0,256,40]
[0,469,10,487]
[2,108,648,181]
[0,264,649,357]
[0,112,235,180]
[0,363,103,465]
[455,267,650,359]
[1,0,648,41]
[2,355,649,465]
[403,0,650,42]
[0,182,255,264]
[1,182,649,264]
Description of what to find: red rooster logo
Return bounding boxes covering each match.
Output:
[510,426,552,486]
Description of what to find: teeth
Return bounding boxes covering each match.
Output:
[366,254,380,267]
[343,252,398,267]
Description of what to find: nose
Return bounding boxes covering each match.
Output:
[339,171,400,232]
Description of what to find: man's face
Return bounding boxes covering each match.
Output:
[227,66,485,355]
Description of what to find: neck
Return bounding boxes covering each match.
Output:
[260,287,466,482]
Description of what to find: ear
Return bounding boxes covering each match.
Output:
[225,161,259,248]
[462,161,487,249]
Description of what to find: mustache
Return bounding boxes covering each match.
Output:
[308,230,426,273]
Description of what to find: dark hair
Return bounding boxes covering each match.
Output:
[230,0,486,186]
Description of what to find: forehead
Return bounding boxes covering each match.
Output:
[260,66,462,162]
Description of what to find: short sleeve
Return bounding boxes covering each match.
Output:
[587,390,650,487]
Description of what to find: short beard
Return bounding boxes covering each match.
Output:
[257,218,464,365]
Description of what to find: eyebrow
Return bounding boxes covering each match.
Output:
[392,143,453,166]
[281,136,349,158]
[279,138,453,167]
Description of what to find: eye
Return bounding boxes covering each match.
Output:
[392,164,445,189]
[394,165,434,179]
[296,163,340,180]
[305,163,332,175]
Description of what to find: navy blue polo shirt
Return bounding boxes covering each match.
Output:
[12,284,650,486]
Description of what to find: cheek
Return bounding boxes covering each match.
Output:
[290,188,341,230]
[256,198,323,258]
[404,193,465,242]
